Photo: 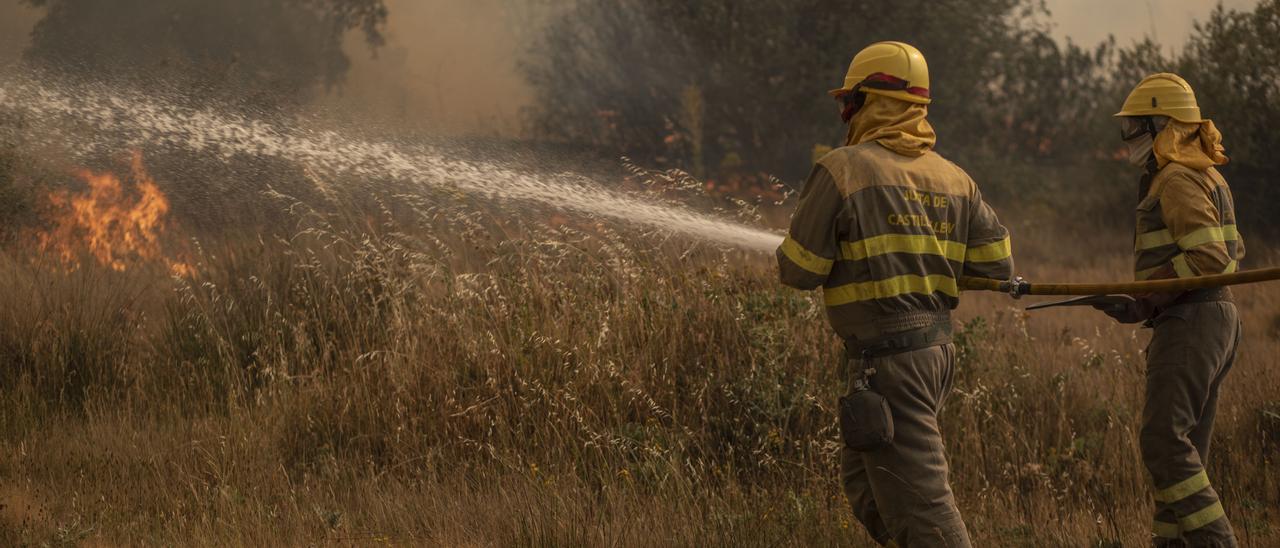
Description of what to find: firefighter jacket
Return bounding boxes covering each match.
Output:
[1135,163,1243,280]
[777,141,1013,341]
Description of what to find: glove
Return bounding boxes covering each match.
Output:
[1092,295,1150,324]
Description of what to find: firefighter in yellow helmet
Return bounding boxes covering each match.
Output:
[777,41,1012,547]
[1099,73,1243,546]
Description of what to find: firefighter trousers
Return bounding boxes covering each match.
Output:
[841,343,971,547]
[1143,301,1240,547]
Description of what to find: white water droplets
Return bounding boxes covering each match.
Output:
[0,75,785,252]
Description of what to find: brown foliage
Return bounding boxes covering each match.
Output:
[0,169,1277,545]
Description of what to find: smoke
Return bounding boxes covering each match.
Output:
[0,71,783,252]
[7,0,1252,139]
[311,0,556,137]
[1043,0,1261,49]
[1,0,549,137]
[0,3,41,65]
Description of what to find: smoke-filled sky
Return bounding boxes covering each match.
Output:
[0,2,40,61]
[1044,0,1260,47]
[310,0,543,136]
[0,0,1262,136]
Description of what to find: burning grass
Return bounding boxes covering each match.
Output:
[34,151,192,277]
[0,162,1277,546]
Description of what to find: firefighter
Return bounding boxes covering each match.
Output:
[1099,73,1243,546]
[777,41,1013,547]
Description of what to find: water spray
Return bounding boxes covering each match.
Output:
[0,73,784,253]
[7,72,1278,300]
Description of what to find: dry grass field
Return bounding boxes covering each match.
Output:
[0,168,1277,547]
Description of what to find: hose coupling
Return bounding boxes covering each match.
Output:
[1006,276,1029,299]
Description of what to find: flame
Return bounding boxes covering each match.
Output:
[40,151,192,275]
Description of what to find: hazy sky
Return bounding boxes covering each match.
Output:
[332,0,1265,135]
[314,0,540,136]
[1044,0,1261,50]
[0,2,40,61]
[0,0,1264,136]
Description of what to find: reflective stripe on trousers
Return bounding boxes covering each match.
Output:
[1142,301,1240,547]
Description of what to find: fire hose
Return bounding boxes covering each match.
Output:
[959,267,1280,298]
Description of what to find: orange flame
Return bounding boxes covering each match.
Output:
[40,151,192,276]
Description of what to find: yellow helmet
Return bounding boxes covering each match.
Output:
[1115,73,1203,123]
[829,41,931,105]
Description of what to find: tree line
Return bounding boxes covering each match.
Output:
[521,0,1280,230]
[7,0,1279,230]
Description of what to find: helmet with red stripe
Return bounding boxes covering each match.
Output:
[829,41,931,106]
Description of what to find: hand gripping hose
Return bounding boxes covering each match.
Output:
[959,268,1280,298]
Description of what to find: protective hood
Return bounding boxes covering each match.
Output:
[1154,119,1228,170]
[845,93,936,157]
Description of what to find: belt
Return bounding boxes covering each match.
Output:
[843,310,951,341]
[845,322,953,359]
[1169,286,1231,308]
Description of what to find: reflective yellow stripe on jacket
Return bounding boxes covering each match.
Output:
[1135,224,1240,279]
[823,234,1009,306]
[838,233,965,262]
[1136,225,1239,252]
[1136,255,1239,281]
[1133,164,1242,280]
[824,274,960,307]
[779,236,833,276]
[965,236,1012,263]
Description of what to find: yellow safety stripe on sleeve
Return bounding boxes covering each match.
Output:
[1180,500,1226,532]
[780,236,834,276]
[1178,225,1240,250]
[1153,520,1180,539]
[1137,257,1236,280]
[1136,229,1176,251]
[838,234,966,263]
[965,237,1012,263]
[1154,470,1210,503]
[823,274,959,307]
[1171,254,1196,278]
[1136,225,1239,251]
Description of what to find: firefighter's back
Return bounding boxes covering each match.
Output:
[774,41,1015,548]
[815,142,1011,340]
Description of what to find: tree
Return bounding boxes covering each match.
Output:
[521,0,1121,183]
[1175,0,1280,230]
[22,0,387,108]
[14,0,389,236]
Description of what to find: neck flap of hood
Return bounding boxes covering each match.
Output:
[1155,119,1229,170]
[845,93,937,157]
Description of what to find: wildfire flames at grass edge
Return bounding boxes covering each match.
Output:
[38,151,193,277]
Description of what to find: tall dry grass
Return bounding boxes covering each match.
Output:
[0,171,1277,547]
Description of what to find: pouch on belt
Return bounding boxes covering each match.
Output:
[839,382,894,451]
[838,322,952,452]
